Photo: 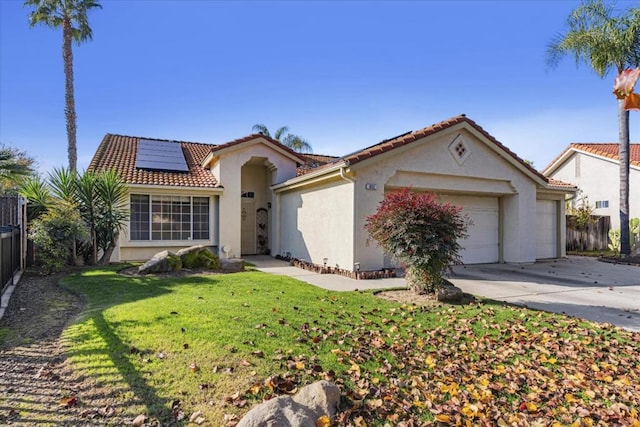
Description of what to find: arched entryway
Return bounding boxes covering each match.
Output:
[240,157,274,255]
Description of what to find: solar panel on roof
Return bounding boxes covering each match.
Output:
[135,139,189,172]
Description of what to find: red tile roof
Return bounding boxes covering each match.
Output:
[309,114,573,190]
[570,143,640,167]
[88,134,220,188]
[297,153,340,176]
[209,133,306,163]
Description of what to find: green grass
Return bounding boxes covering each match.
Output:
[59,266,640,425]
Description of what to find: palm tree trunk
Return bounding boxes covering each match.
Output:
[618,99,631,256]
[98,233,118,265]
[62,16,78,172]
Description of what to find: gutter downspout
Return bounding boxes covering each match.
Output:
[339,164,357,272]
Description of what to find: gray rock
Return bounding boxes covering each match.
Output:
[220,258,245,273]
[175,244,207,257]
[138,250,181,274]
[237,381,339,427]
[437,284,464,302]
[292,380,340,416]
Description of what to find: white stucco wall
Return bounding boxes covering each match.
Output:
[277,177,355,269]
[214,140,299,259]
[549,152,640,231]
[116,186,220,262]
[350,127,543,269]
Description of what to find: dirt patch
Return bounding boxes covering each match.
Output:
[0,272,83,348]
[376,289,477,307]
[0,271,135,426]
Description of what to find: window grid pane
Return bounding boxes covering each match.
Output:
[193,197,210,240]
[130,195,150,240]
[137,195,210,241]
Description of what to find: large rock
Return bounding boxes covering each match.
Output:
[175,244,207,257]
[138,250,181,274]
[437,283,464,303]
[220,258,245,273]
[237,381,340,427]
[176,245,220,270]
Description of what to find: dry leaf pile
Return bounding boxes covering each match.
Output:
[225,303,639,426]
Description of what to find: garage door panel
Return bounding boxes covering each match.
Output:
[536,200,557,259]
[441,195,499,264]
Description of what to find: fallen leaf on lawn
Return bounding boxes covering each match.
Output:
[435,414,451,422]
[190,362,200,372]
[132,414,147,426]
[59,396,77,407]
[189,410,203,422]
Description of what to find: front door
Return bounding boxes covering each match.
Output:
[241,198,256,255]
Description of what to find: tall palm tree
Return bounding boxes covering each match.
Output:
[547,0,640,256]
[25,0,102,172]
[252,123,313,153]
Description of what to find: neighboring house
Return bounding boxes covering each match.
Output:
[542,143,640,231]
[88,115,574,271]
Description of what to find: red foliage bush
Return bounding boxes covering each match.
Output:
[365,188,469,293]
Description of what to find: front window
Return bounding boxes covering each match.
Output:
[130,194,210,241]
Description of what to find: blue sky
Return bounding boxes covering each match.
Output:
[1,0,638,176]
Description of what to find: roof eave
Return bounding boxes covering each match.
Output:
[272,161,348,192]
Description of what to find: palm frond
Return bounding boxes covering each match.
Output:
[252,123,270,137]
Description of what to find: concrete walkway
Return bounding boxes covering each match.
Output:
[245,255,406,291]
[245,255,640,332]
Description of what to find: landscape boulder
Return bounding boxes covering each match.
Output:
[176,245,220,270]
[437,283,464,303]
[237,381,340,427]
[175,244,207,258]
[137,250,182,274]
[220,258,245,273]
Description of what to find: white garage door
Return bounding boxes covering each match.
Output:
[441,195,499,264]
[536,200,558,259]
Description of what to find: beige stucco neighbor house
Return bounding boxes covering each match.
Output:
[88,115,575,271]
[542,143,640,231]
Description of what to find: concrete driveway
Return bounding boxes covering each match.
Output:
[447,257,640,332]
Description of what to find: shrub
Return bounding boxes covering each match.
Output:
[365,188,469,293]
[167,254,183,271]
[28,200,89,273]
[182,249,220,270]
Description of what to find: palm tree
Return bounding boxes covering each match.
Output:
[547,0,640,256]
[93,169,128,265]
[25,0,102,172]
[0,144,35,193]
[252,123,313,153]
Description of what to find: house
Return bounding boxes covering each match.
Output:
[542,143,640,231]
[87,115,574,271]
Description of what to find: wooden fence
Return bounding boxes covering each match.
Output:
[566,215,610,251]
[0,196,25,291]
[1,226,21,292]
[0,196,20,226]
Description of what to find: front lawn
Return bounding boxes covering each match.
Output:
[61,266,640,426]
